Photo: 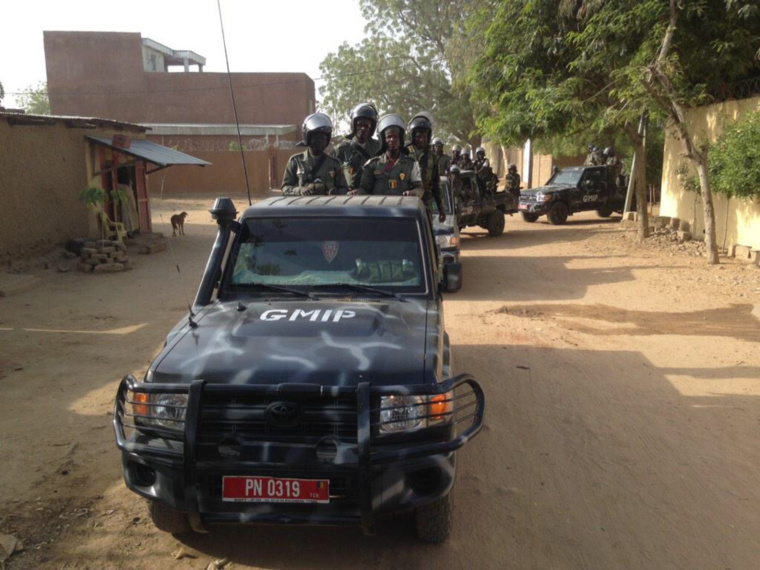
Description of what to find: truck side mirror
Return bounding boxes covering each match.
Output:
[443,262,463,292]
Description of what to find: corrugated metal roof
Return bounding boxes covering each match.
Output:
[86,135,210,167]
[141,123,297,136]
[1,112,147,131]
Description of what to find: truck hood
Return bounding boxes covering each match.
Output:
[150,298,434,387]
[434,216,457,235]
[522,183,574,195]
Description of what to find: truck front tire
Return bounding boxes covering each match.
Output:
[547,202,569,225]
[415,492,454,542]
[596,206,614,218]
[147,500,191,535]
[486,211,506,236]
[521,212,539,223]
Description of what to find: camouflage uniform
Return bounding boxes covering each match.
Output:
[333,138,382,190]
[282,150,348,196]
[584,149,604,166]
[412,147,444,211]
[436,153,451,176]
[506,170,521,198]
[358,153,423,197]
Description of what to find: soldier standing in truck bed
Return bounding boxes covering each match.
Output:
[506,164,521,198]
[408,113,445,221]
[282,113,348,196]
[333,103,382,191]
[432,137,451,176]
[357,114,423,198]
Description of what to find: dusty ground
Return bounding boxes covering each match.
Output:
[1,197,759,569]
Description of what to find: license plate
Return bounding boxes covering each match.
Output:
[222,476,330,504]
[518,204,529,210]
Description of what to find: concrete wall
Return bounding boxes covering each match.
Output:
[44,31,315,126]
[660,96,760,251]
[0,119,144,262]
[151,148,298,196]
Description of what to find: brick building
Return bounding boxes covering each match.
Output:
[44,31,313,194]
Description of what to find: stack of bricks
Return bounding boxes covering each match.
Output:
[77,240,132,273]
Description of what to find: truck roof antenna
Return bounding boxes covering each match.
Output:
[217,0,252,206]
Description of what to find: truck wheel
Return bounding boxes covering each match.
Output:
[521,212,539,223]
[147,500,191,535]
[486,211,505,236]
[547,202,569,225]
[596,206,614,218]
[415,493,454,543]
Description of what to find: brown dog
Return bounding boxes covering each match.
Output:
[171,212,188,236]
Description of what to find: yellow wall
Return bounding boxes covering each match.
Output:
[660,96,760,251]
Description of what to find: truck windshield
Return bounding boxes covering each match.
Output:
[224,217,426,294]
[551,170,583,186]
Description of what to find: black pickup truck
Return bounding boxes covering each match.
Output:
[452,170,518,236]
[518,165,626,225]
[113,196,484,542]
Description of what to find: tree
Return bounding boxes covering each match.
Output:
[18,81,51,115]
[470,0,660,239]
[471,0,760,252]
[641,0,760,264]
[708,109,760,201]
[319,0,493,146]
[0,81,5,105]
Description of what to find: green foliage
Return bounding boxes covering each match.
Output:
[645,122,665,188]
[18,81,50,115]
[79,186,107,207]
[79,186,128,207]
[0,81,5,104]
[470,0,760,149]
[319,0,494,145]
[708,109,760,199]
[677,163,700,194]
[229,141,242,151]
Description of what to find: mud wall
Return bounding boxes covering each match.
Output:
[0,119,143,263]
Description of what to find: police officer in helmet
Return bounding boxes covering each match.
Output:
[333,103,382,191]
[506,163,521,198]
[407,112,445,222]
[282,113,348,196]
[357,114,423,197]
[474,146,499,194]
[432,137,451,177]
[451,144,463,168]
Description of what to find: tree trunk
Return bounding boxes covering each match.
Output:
[624,120,649,240]
[632,138,649,240]
[641,0,720,264]
[694,157,720,264]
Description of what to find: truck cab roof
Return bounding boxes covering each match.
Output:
[241,195,427,220]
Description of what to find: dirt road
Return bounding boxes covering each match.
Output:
[1,197,759,569]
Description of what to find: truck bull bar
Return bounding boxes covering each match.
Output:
[114,374,485,534]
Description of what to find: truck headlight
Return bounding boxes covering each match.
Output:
[379,392,454,434]
[535,192,551,202]
[129,390,188,431]
[436,235,460,249]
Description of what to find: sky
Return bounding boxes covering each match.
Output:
[0,0,367,108]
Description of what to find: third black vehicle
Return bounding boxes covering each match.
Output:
[453,170,518,237]
[518,165,627,225]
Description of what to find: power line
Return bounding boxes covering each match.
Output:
[5,57,447,98]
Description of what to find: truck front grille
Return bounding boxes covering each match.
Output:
[197,391,358,445]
